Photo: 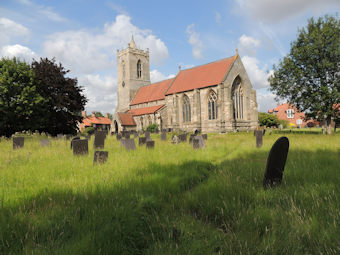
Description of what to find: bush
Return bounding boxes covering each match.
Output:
[146,124,159,133]
[83,126,95,135]
[258,112,280,127]
[279,119,290,128]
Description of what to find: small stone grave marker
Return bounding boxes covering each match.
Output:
[161,132,167,141]
[138,137,146,146]
[124,133,130,139]
[146,140,155,149]
[40,139,50,147]
[13,137,24,149]
[93,151,108,164]
[172,135,179,144]
[133,132,138,138]
[94,133,105,149]
[70,136,80,149]
[116,133,122,140]
[255,130,263,148]
[193,136,205,149]
[145,131,150,140]
[72,139,88,155]
[189,134,195,144]
[263,137,289,188]
[121,138,136,151]
[202,134,208,140]
[179,133,187,142]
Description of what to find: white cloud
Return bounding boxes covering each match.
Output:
[242,56,272,89]
[0,18,30,46]
[150,70,175,83]
[238,34,260,57]
[0,44,37,62]
[236,0,340,24]
[256,90,278,112]
[37,7,66,22]
[186,24,203,59]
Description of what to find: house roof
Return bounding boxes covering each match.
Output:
[86,116,112,125]
[130,78,174,105]
[165,55,237,95]
[127,105,164,116]
[118,113,136,126]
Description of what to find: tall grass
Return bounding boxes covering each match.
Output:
[0,133,339,254]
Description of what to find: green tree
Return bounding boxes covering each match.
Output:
[94,111,103,117]
[258,112,280,127]
[269,15,340,134]
[0,58,46,137]
[32,58,87,135]
[106,113,113,120]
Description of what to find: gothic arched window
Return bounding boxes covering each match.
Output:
[182,95,191,122]
[137,59,142,78]
[208,90,218,120]
[122,60,125,79]
[232,76,244,120]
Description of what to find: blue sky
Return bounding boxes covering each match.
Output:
[1,0,339,114]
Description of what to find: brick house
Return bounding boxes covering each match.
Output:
[268,103,312,127]
[78,111,112,132]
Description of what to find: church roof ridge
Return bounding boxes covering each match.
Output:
[179,55,236,72]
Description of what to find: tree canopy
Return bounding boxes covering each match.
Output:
[269,15,339,133]
[258,112,280,127]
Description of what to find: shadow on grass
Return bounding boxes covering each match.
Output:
[1,149,339,254]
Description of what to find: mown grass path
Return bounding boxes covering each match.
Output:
[0,133,339,254]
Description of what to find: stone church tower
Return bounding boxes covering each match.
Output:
[116,36,150,112]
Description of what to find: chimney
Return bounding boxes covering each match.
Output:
[82,111,86,118]
[92,112,96,118]
[105,113,109,118]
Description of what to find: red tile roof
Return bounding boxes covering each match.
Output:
[86,116,112,125]
[165,55,236,95]
[128,105,164,116]
[130,78,174,105]
[118,113,136,126]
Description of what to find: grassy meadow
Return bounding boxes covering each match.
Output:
[0,132,339,254]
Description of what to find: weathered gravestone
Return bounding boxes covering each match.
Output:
[72,139,88,155]
[116,133,122,140]
[40,139,50,147]
[13,137,24,149]
[122,131,130,139]
[189,134,195,144]
[70,137,80,149]
[263,136,289,189]
[93,151,108,164]
[133,132,138,138]
[193,136,205,149]
[172,135,179,144]
[145,131,151,140]
[254,130,263,148]
[138,137,146,146]
[95,130,107,139]
[121,139,136,151]
[94,133,105,149]
[202,134,208,140]
[161,132,167,141]
[146,140,155,149]
[179,133,187,142]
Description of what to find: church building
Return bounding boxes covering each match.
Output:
[112,37,258,133]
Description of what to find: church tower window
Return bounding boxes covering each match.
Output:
[182,95,191,122]
[208,90,217,120]
[232,76,244,119]
[137,59,142,78]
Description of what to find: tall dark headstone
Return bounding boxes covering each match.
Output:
[139,137,146,146]
[13,137,24,149]
[146,140,155,149]
[263,137,289,188]
[145,131,150,140]
[72,139,89,155]
[255,130,263,148]
[94,133,105,149]
[70,136,80,149]
[161,132,167,141]
[93,151,108,164]
[40,139,50,147]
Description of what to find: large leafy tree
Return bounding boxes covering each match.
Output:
[269,15,340,133]
[0,58,46,137]
[32,58,87,135]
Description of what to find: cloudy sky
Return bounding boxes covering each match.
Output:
[1,0,339,114]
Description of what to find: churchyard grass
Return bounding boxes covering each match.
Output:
[0,133,339,254]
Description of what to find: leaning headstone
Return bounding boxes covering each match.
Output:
[40,139,50,147]
[72,139,88,155]
[13,137,24,149]
[94,133,105,149]
[121,138,136,151]
[202,134,208,140]
[138,137,146,146]
[161,132,167,141]
[255,130,263,148]
[263,137,289,188]
[116,133,122,140]
[146,140,155,149]
[193,136,205,149]
[93,151,108,164]
[70,136,80,149]
[145,131,151,140]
